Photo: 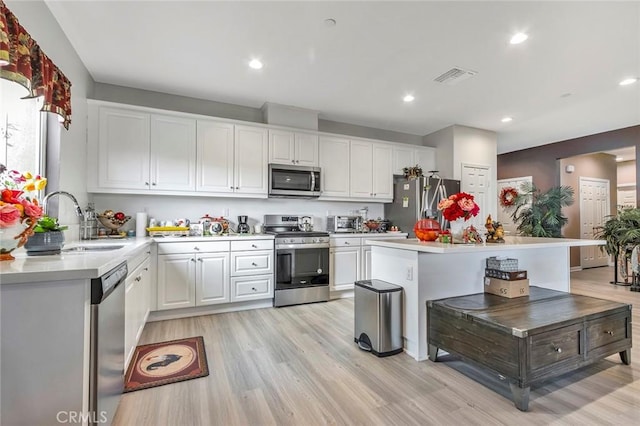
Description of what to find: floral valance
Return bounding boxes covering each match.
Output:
[0,0,72,129]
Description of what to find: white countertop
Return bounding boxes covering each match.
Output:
[0,234,275,285]
[367,236,605,254]
[329,232,407,238]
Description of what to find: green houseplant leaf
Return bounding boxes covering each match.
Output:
[509,182,575,238]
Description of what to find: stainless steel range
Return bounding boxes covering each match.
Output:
[264,215,330,307]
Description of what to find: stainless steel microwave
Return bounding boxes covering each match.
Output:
[268,164,321,198]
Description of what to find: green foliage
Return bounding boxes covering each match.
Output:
[33,215,68,233]
[509,182,575,238]
[594,208,640,256]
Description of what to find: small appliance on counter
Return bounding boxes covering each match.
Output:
[326,215,362,233]
[236,215,250,234]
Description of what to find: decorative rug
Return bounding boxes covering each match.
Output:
[124,336,209,393]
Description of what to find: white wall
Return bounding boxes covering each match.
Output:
[6,0,94,240]
[90,194,386,234]
[423,126,454,179]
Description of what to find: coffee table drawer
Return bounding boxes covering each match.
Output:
[530,324,581,370]
[587,313,629,351]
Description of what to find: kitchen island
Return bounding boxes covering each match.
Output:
[368,236,605,361]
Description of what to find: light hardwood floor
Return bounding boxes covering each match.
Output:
[114,267,640,425]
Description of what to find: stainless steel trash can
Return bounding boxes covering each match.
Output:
[354,279,403,357]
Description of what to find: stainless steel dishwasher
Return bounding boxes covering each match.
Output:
[89,262,127,426]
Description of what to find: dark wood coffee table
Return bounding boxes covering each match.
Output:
[427,287,632,411]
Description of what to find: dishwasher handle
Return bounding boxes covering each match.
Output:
[90,262,128,304]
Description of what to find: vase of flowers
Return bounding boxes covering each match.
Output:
[0,169,47,260]
[437,192,480,243]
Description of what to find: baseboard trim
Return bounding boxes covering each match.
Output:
[147,299,273,322]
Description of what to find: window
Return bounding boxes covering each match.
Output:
[0,78,46,175]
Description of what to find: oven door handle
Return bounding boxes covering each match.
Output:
[276,243,329,250]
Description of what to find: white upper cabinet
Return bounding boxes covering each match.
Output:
[392,145,416,175]
[350,141,393,200]
[415,146,436,174]
[269,129,319,166]
[196,120,235,193]
[319,135,350,198]
[150,114,197,191]
[234,125,269,195]
[392,144,437,176]
[98,107,151,190]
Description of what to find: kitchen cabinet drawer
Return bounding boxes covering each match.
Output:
[586,313,629,351]
[231,250,273,276]
[231,274,273,301]
[157,241,230,254]
[330,237,361,247]
[529,324,582,370]
[231,239,273,251]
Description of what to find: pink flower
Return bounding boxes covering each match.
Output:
[21,199,43,219]
[458,198,476,212]
[437,199,454,210]
[0,204,22,227]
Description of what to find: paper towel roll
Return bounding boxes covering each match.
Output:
[136,212,148,238]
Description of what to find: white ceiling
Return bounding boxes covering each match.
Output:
[45,1,640,154]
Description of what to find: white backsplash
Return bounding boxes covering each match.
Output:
[90,194,386,232]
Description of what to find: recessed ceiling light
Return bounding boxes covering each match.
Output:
[510,32,528,44]
[324,18,337,27]
[619,77,638,86]
[249,59,263,70]
[501,116,513,123]
[403,94,415,103]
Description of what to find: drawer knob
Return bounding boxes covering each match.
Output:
[251,244,257,248]
[605,330,615,336]
[252,287,257,291]
[553,346,562,353]
[194,246,200,251]
[344,242,350,245]
[251,262,257,266]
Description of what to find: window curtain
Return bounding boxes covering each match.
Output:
[0,0,72,129]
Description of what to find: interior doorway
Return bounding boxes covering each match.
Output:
[461,163,490,227]
[579,177,610,268]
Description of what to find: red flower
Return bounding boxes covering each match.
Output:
[437,192,480,221]
[1,189,23,204]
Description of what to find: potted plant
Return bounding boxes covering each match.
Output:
[594,208,640,284]
[509,182,574,238]
[23,215,68,255]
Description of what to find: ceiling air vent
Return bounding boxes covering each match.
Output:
[434,67,477,85]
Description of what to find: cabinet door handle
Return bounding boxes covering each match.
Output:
[152,182,157,186]
[144,267,149,271]
[145,182,150,186]
[230,186,234,189]
[191,258,196,262]
[135,276,141,282]
[236,186,240,190]
[198,258,203,262]
[605,330,615,336]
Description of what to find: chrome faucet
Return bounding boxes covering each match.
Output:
[42,191,84,217]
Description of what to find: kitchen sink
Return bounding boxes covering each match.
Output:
[62,245,125,252]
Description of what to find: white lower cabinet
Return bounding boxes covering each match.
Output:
[125,250,151,367]
[156,239,273,310]
[156,241,230,310]
[330,234,407,292]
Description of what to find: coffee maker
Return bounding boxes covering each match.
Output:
[236,215,250,234]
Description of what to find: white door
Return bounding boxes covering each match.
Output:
[196,120,235,193]
[150,114,197,191]
[196,252,230,306]
[234,125,268,195]
[98,107,150,190]
[319,136,350,197]
[461,164,490,227]
[496,176,533,235]
[294,132,319,166]
[580,177,610,268]
[392,145,415,175]
[268,129,295,165]
[157,254,195,310]
[330,247,361,291]
[415,146,436,174]
[350,140,374,198]
[372,143,393,199]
